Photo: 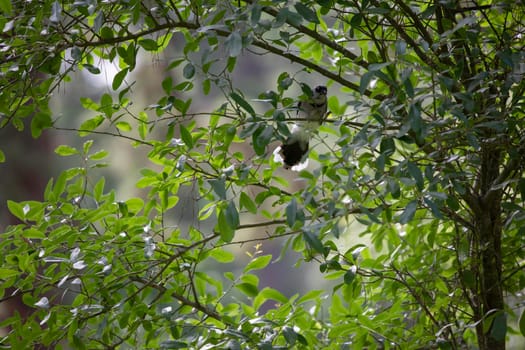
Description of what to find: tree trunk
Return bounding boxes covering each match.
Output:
[470,145,505,350]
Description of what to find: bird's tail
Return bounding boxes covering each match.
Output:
[279,140,309,168]
[273,125,310,170]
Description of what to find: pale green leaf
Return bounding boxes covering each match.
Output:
[244,255,272,273]
[55,145,79,156]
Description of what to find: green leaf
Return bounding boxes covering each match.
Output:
[209,179,226,200]
[123,42,137,69]
[209,248,235,263]
[79,115,104,136]
[89,150,108,161]
[7,200,24,221]
[359,71,374,95]
[55,145,79,156]
[83,63,101,74]
[218,209,234,242]
[40,54,62,75]
[225,200,240,230]
[294,3,319,24]
[407,162,424,190]
[0,149,4,163]
[179,124,193,148]
[162,76,173,94]
[286,197,298,227]
[252,125,273,156]
[304,231,325,254]
[225,31,243,57]
[240,192,257,214]
[277,72,293,90]
[253,287,288,310]
[236,282,258,297]
[282,326,298,345]
[490,312,506,341]
[297,290,323,304]
[343,268,356,285]
[460,270,476,289]
[115,121,132,132]
[398,200,417,224]
[423,196,443,219]
[167,58,185,70]
[0,0,13,15]
[138,38,158,51]
[80,97,99,111]
[230,92,256,116]
[53,171,68,200]
[0,268,18,279]
[202,78,211,95]
[83,140,94,154]
[183,63,195,79]
[31,111,52,138]
[277,8,303,26]
[244,255,272,272]
[409,103,422,136]
[100,93,113,119]
[226,56,237,72]
[125,197,144,214]
[23,228,46,239]
[99,26,114,39]
[138,112,148,139]
[93,177,105,200]
[112,68,128,90]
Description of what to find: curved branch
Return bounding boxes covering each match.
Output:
[245,0,369,69]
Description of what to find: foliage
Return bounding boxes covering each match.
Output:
[1,0,525,349]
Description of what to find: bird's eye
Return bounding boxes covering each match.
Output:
[315,86,327,94]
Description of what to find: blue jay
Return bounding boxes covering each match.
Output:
[274,85,328,170]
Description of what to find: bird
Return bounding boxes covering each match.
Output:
[274,85,328,170]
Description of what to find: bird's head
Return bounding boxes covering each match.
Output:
[312,85,327,104]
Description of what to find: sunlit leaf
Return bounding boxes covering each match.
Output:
[55,145,78,156]
[115,121,132,132]
[209,248,235,263]
[244,255,272,272]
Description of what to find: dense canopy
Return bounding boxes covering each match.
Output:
[1,0,524,349]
